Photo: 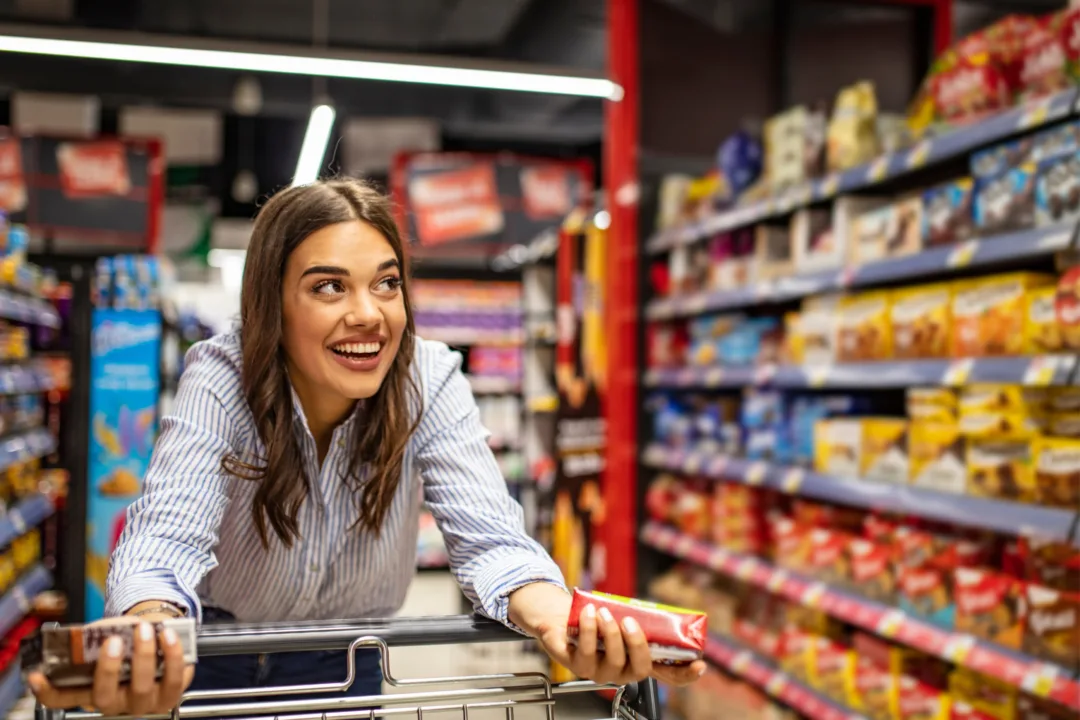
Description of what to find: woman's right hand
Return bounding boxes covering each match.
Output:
[28,616,194,715]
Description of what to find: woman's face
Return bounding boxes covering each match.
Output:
[281,220,406,414]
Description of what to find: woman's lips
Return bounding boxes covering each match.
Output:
[328,343,384,372]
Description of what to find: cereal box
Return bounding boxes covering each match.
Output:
[1032,436,1080,509]
[922,178,976,248]
[862,418,910,485]
[853,197,923,266]
[892,284,953,359]
[798,294,843,366]
[952,274,1055,357]
[838,291,893,362]
[814,419,863,478]
[967,440,1037,503]
[973,163,1037,235]
[954,567,1022,649]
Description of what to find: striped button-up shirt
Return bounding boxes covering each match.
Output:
[106,331,564,627]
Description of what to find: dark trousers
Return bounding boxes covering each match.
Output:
[187,608,383,711]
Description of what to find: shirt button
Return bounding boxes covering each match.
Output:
[310,563,319,573]
[337,439,345,449]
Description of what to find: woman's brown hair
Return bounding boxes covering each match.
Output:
[223,178,420,549]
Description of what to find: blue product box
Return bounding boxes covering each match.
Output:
[1030,119,1080,164]
[1035,150,1080,228]
[741,389,785,430]
[970,137,1034,179]
[973,163,1036,235]
[922,178,975,247]
[717,317,779,367]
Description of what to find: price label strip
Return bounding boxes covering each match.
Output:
[708,456,728,477]
[781,468,805,494]
[765,673,788,697]
[729,651,753,674]
[736,558,757,581]
[683,453,703,475]
[806,365,831,388]
[875,608,905,639]
[11,585,29,613]
[905,138,933,170]
[943,634,976,664]
[868,155,891,183]
[943,358,975,387]
[9,509,26,535]
[1023,355,1059,387]
[705,367,726,388]
[767,569,789,593]
[802,583,828,608]
[1019,96,1054,130]
[947,239,978,268]
[746,462,769,486]
[1021,663,1060,698]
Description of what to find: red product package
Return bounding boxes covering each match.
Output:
[566,589,707,664]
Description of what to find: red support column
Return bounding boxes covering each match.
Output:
[600,0,639,598]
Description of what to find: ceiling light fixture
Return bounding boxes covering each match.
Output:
[0,32,623,100]
[293,104,335,187]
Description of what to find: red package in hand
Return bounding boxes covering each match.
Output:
[566,588,707,664]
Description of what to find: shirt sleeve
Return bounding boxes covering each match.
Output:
[105,340,241,622]
[412,340,567,632]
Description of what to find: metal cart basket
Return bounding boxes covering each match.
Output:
[33,615,663,720]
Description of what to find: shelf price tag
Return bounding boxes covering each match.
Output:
[867,155,891,182]
[683,453,704,475]
[947,239,978,268]
[819,173,841,198]
[710,547,729,570]
[806,365,831,388]
[754,364,777,386]
[708,456,729,477]
[767,569,789,593]
[905,139,933,169]
[9,510,25,535]
[943,634,976,664]
[682,293,708,315]
[875,609,905,639]
[729,651,753,674]
[801,582,828,608]
[943,358,975,387]
[12,586,29,613]
[705,367,725,387]
[765,673,788,697]
[1019,96,1054,130]
[643,445,665,466]
[1023,355,1058,387]
[746,462,768,486]
[781,468,805,494]
[1021,663,1059,698]
[735,558,757,580]
[674,535,695,557]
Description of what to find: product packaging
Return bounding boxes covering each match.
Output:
[1022,583,1080,671]
[1025,287,1063,354]
[954,567,1023,648]
[566,589,707,663]
[1032,435,1080,509]
[948,669,1017,720]
[791,208,838,273]
[888,648,951,720]
[1018,10,1080,102]
[1019,536,1080,592]
[952,273,1055,357]
[861,418,910,485]
[1035,150,1080,227]
[814,419,864,478]
[1018,692,1076,720]
[971,137,1035,179]
[755,225,795,281]
[922,178,976,247]
[797,294,843,366]
[838,291,894,362]
[848,538,897,603]
[807,634,855,702]
[848,634,896,720]
[973,163,1038,234]
[892,283,953,359]
[852,197,923,266]
[967,439,1037,502]
[827,81,881,172]
[806,528,852,587]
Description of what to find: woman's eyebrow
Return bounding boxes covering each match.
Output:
[377,259,400,272]
[301,265,349,278]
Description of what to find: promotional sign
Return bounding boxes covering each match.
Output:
[85,309,161,620]
[56,141,132,199]
[521,165,573,219]
[0,137,27,213]
[407,163,503,246]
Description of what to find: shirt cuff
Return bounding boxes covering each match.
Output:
[106,571,203,623]
[471,554,568,636]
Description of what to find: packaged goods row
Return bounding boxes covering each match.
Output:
[644,478,1080,675]
[650,382,1080,510]
[651,561,1074,720]
[651,268,1080,371]
[657,9,1080,241]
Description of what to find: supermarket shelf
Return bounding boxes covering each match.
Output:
[419,330,524,347]
[0,565,51,639]
[703,635,862,720]
[642,444,1080,545]
[0,493,53,550]
[0,364,55,396]
[0,429,55,473]
[0,290,60,329]
[0,663,23,720]
[527,395,559,413]
[644,354,1078,390]
[646,89,1079,255]
[642,523,1080,710]
[646,223,1076,320]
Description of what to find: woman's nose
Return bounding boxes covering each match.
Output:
[345,291,381,326]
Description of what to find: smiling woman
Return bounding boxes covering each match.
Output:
[28,178,705,718]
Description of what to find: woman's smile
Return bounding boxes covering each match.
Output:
[327,335,387,371]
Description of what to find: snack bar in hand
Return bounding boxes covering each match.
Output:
[566,588,708,664]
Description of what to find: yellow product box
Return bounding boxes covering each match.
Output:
[910,421,967,494]
[951,273,1056,357]
[906,388,958,423]
[1048,387,1080,412]
[958,412,1044,440]
[861,418,910,485]
[949,669,1017,720]
[814,419,863,479]
[891,283,953,359]
[959,385,1048,415]
[967,440,1037,503]
[806,635,856,703]
[837,291,893,362]
[1047,412,1080,438]
[1025,286,1063,354]
[799,294,843,366]
[1033,436,1080,510]
[784,311,805,364]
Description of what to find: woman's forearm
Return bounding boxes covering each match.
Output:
[507,582,573,637]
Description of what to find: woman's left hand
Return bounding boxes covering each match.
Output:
[508,583,707,687]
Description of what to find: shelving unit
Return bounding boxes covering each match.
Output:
[0,565,51,639]
[0,662,24,720]
[643,523,1080,710]
[636,81,1080,718]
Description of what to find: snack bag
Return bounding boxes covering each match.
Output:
[566,589,707,663]
[892,284,953,359]
[838,291,893,362]
[1022,583,1080,672]
[1032,436,1080,509]
[954,567,1023,649]
[1025,287,1063,354]
[952,274,1055,357]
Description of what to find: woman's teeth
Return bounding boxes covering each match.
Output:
[331,341,381,358]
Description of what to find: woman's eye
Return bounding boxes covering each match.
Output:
[377,276,402,292]
[312,280,345,296]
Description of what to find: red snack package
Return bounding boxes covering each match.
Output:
[566,588,707,664]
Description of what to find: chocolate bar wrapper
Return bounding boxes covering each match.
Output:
[566,588,707,664]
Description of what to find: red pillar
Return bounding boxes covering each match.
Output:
[600,0,639,598]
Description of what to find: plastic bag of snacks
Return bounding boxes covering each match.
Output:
[566,588,707,664]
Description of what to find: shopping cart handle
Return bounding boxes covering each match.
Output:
[195,614,521,655]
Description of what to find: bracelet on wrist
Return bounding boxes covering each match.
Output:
[130,602,186,619]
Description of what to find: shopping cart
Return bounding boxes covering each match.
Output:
[32,614,663,720]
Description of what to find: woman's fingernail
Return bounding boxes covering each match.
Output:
[163,628,178,646]
[139,622,153,642]
[583,604,596,620]
[622,617,641,634]
[698,666,707,677]
[27,675,44,692]
[599,608,615,623]
[105,636,124,658]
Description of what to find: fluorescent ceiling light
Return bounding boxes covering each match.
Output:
[293,104,335,187]
[0,32,623,100]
